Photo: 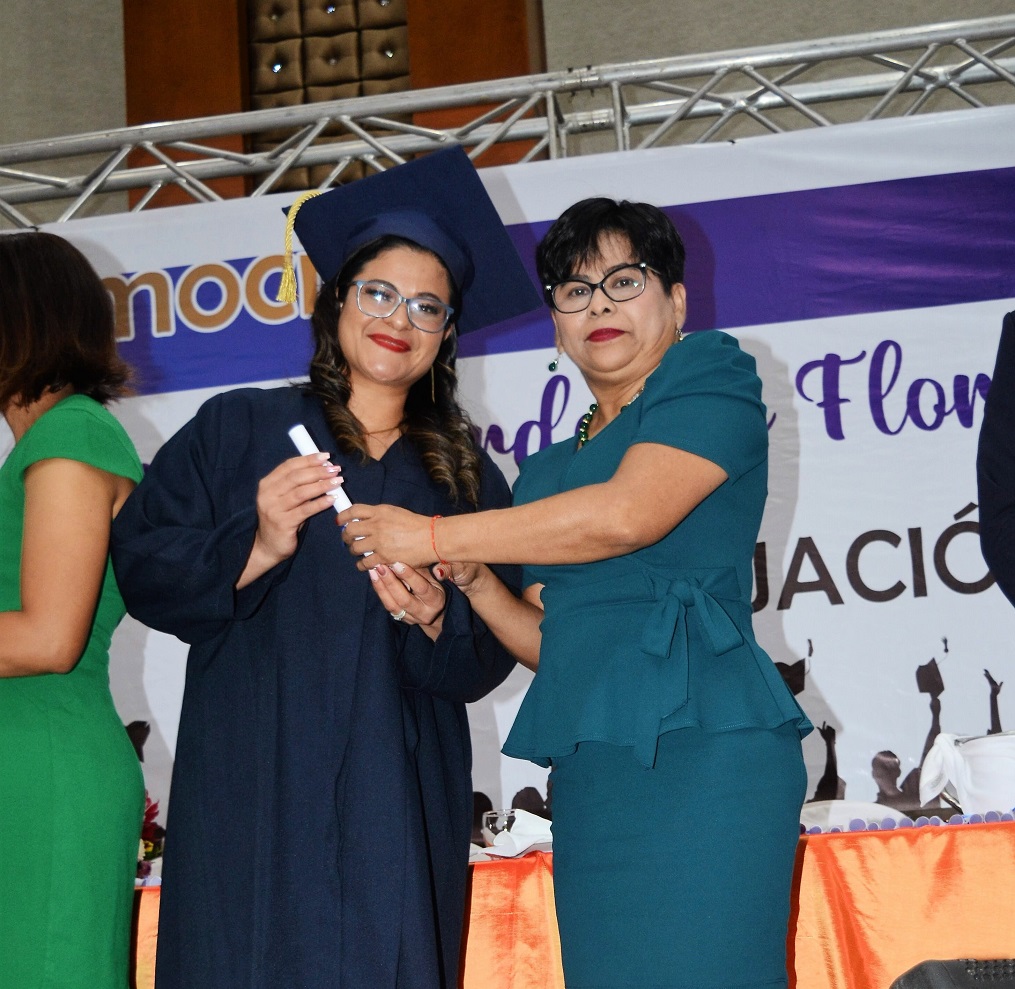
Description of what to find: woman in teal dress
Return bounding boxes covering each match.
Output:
[0,233,144,989]
[340,198,812,989]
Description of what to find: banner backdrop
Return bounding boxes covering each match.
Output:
[5,104,1015,825]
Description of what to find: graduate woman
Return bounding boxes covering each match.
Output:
[340,197,813,989]
[110,148,540,989]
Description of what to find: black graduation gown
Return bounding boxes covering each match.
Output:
[110,386,518,989]
[978,311,1015,607]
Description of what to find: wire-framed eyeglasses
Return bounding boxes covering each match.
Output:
[352,279,455,333]
[546,262,658,314]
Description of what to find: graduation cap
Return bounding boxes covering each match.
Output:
[278,145,542,335]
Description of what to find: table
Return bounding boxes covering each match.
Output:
[132,821,1015,989]
[462,852,563,989]
[791,820,1015,988]
[130,854,562,989]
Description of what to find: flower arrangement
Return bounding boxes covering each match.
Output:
[137,791,166,880]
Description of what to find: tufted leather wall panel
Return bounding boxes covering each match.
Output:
[248,0,409,187]
[301,0,358,35]
[357,0,406,29]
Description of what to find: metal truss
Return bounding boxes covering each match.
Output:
[2,15,1014,227]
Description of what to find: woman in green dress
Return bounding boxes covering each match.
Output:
[339,198,812,989]
[0,232,144,989]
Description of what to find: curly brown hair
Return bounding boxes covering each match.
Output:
[304,235,484,509]
[0,231,131,410]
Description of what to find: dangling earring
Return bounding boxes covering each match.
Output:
[430,365,436,403]
[548,353,562,372]
[676,326,684,343]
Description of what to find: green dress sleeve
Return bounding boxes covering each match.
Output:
[16,395,142,483]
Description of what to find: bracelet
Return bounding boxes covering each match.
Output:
[430,514,449,566]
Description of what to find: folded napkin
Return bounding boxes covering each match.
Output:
[920,731,1015,814]
[484,808,553,858]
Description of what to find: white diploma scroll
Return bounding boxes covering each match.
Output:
[287,423,353,512]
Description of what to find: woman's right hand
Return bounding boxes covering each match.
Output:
[237,453,344,588]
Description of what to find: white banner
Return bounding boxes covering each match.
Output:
[6,104,1015,823]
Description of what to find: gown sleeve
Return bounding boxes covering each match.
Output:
[110,390,295,644]
[397,452,521,703]
[635,330,768,481]
[978,311,1015,606]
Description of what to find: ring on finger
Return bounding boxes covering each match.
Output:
[390,608,407,622]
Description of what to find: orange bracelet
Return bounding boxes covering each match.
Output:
[430,514,449,566]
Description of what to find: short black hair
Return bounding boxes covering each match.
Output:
[535,197,685,304]
[0,231,131,409]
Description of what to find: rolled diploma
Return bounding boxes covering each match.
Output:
[287,424,353,512]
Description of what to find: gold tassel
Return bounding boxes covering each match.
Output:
[276,190,324,303]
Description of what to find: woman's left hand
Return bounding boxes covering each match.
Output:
[337,504,433,570]
[368,561,448,641]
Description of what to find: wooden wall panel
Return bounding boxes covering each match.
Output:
[122,0,249,205]
[406,0,545,166]
[120,0,546,202]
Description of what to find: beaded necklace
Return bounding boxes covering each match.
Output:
[576,387,644,449]
[576,403,598,447]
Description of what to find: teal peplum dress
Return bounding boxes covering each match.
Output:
[0,395,145,989]
[505,331,812,989]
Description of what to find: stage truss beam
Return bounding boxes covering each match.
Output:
[1,15,1013,225]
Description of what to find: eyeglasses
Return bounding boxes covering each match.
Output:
[351,279,455,334]
[546,262,657,314]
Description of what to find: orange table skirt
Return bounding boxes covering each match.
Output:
[133,821,1015,989]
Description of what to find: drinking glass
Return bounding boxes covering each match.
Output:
[481,809,516,846]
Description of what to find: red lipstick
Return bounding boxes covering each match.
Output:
[587,328,625,343]
[368,333,411,353]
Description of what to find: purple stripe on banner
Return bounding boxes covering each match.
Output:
[117,259,314,396]
[116,165,1015,392]
[459,164,1015,358]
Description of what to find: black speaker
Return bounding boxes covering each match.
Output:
[890,959,1015,988]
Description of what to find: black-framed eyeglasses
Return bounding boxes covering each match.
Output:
[546,262,658,314]
[352,279,455,334]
